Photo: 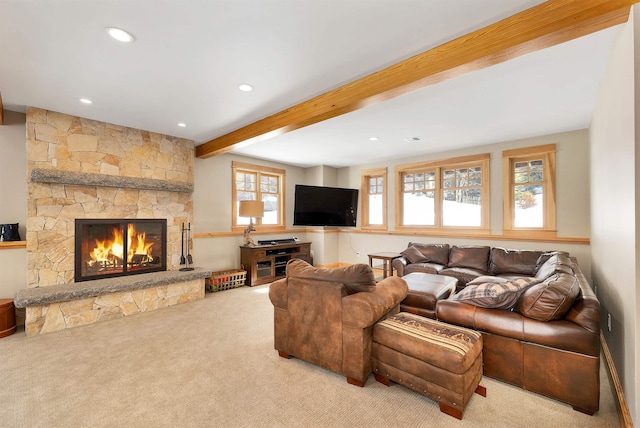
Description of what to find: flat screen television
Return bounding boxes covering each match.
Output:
[293,185,358,227]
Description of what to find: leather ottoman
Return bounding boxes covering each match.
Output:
[372,312,485,420]
[400,272,457,319]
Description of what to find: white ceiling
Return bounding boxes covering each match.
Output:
[0,0,619,168]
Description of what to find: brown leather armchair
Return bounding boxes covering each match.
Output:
[269,259,408,386]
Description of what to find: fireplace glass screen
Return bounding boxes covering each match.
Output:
[75,219,167,282]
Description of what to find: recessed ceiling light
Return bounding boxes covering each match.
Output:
[404,136,422,143]
[80,98,92,104]
[369,137,379,141]
[178,123,186,127]
[106,27,135,43]
[238,83,254,92]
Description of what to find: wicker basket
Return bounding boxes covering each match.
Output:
[206,269,247,292]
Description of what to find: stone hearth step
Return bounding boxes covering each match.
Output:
[15,268,211,308]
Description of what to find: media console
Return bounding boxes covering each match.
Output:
[240,242,311,286]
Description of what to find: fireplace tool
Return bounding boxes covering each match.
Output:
[180,223,186,265]
[186,222,193,265]
[179,223,194,271]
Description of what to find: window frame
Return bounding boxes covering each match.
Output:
[231,161,286,232]
[360,167,388,230]
[502,144,556,238]
[395,153,490,233]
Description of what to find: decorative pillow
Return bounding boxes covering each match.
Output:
[534,251,570,273]
[515,273,580,321]
[286,259,376,294]
[407,243,450,265]
[448,246,491,271]
[534,253,573,280]
[401,246,429,264]
[453,277,540,310]
[467,276,509,286]
[489,247,544,276]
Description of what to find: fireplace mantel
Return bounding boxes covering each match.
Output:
[31,168,194,193]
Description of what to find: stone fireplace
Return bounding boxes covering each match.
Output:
[16,108,210,336]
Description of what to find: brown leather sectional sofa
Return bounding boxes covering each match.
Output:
[393,243,600,415]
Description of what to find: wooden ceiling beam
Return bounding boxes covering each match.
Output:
[196,0,637,159]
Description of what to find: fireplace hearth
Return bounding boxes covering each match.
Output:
[75,219,167,282]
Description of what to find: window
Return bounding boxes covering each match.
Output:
[396,154,490,231]
[442,166,484,227]
[361,168,387,229]
[502,144,556,236]
[232,161,285,230]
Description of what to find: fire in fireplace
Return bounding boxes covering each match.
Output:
[74,219,167,282]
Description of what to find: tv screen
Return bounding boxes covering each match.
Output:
[293,185,358,227]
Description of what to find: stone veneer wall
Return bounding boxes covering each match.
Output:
[25,278,204,335]
[25,107,195,288]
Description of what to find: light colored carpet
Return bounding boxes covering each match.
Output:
[0,283,618,427]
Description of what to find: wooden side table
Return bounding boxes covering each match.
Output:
[367,252,403,280]
[0,299,16,338]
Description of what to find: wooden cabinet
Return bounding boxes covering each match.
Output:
[240,242,311,286]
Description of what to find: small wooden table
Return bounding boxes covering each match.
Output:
[0,299,16,338]
[367,252,402,279]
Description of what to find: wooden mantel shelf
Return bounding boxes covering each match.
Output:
[0,241,26,249]
[31,169,194,193]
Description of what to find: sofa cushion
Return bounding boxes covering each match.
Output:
[439,267,487,288]
[489,247,544,276]
[407,242,450,266]
[405,262,444,275]
[515,272,580,321]
[453,276,540,310]
[448,245,491,271]
[534,253,573,280]
[400,246,429,264]
[286,259,376,294]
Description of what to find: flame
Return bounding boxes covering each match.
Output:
[88,224,154,266]
[127,224,154,262]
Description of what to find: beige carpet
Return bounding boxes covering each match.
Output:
[0,283,618,427]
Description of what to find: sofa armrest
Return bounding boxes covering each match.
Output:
[342,277,408,328]
[268,278,288,310]
[392,257,408,277]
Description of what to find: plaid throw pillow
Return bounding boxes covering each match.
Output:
[453,277,541,310]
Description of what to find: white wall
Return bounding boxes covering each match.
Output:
[193,129,592,273]
[193,153,310,271]
[305,165,338,187]
[0,111,27,299]
[590,10,639,423]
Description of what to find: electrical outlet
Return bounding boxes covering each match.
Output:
[607,313,612,332]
